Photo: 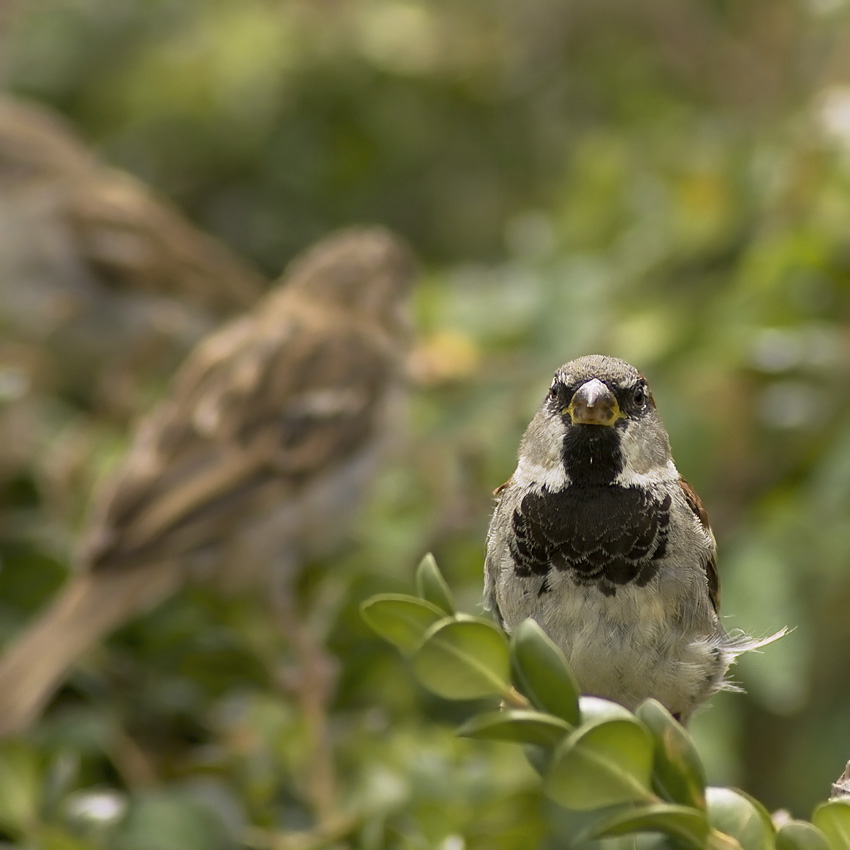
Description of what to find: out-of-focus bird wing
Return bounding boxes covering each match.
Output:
[83,303,400,571]
[0,94,266,311]
[65,172,264,311]
[0,95,266,418]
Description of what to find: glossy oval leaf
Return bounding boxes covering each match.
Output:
[636,699,707,810]
[458,710,572,746]
[586,803,710,848]
[412,616,512,700]
[545,716,655,810]
[579,696,635,723]
[706,787,775,850]
[415,553,455,614]
[813,800,850,850]
[523,744,555,778]
[360,594,447,653]
[776,820,831,850]
[509,619,580,725]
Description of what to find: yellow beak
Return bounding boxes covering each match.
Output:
[564,378,623,426]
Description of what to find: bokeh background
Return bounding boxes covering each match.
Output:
[1,0,850,847]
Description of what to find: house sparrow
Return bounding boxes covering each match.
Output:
[0,225,417,737]
[0,94,266,417]
[484,354,784,723]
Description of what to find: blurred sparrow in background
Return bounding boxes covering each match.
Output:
[485,354,784,723]
[0,95,269,520]
[0,226,416,748]
[0,94,266,415]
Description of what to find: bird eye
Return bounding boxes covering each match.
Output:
[633,383,647,407]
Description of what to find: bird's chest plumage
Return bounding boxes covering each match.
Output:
[491,476,722,717]
[533,575,722,717]
[509,484,672,594]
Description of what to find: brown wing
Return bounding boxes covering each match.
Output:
[493,478,512,498]
[66,173,266,310]
[0,95,267,425]
[0,94,265,311]
[679,478,720,613]
[84,307,396,570]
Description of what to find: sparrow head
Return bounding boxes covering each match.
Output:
[0,95,94,187]
[520,354,674,486]
[283,226,417,338]
[549,355,650,426]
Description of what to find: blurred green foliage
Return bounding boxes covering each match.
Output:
[2,0,850,847]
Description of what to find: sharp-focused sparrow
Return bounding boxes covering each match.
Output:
[0,225,417,736]
[485,354,784,723]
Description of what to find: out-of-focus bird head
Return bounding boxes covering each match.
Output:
[282,227,417,341]
[0,96,95,188]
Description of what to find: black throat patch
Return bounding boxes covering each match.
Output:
[560,424,624,485]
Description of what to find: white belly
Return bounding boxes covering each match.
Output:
[496,564,725,718]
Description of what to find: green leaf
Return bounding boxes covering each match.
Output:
[545,715,655,810]
[586,803,710,848]
[636,699,707,810]
[412,616,512,700]
[776,820,831,850]
[813,800,850,850]
[0,743,41,832]
[523,744,555,778]
[415,553,455,614]
[117,787,241,850]
[458,710,572,746]
[509,619,580,724]
[33,827,96,850]
[706,787,775,850]
[579,696,635,722]
[360,594,446,653]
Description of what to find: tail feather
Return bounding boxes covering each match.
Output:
[718,626,790,694]
[725,626,790,655]
[0,564,180,737]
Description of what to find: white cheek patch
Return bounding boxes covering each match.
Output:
[512,458,570,492]
[513,412,572,491]
[614,458,678,488]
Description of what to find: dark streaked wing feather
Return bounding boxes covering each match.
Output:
[679,478,720,613]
